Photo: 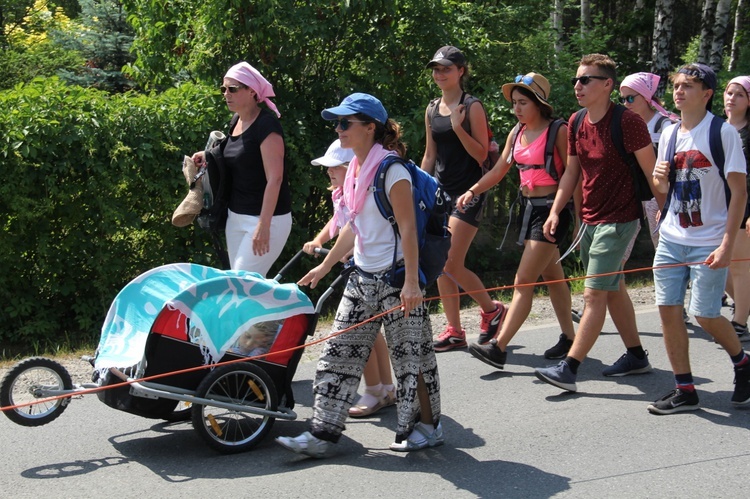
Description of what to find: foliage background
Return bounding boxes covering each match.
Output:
[1,0,748,352]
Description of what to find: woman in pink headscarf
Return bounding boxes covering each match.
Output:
[192,61,292,276]
[619,72,678,249]
[724,76,750,340]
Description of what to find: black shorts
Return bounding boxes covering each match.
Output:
[450,192,486,227]
[517,198,572,248]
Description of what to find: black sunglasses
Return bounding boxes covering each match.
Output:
[333,118,367,131]
[220,85,246,94]
[570,75,609,86]
[618,95,637,104]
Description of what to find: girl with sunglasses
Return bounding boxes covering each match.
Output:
[303,139,397,417]
[619,72,678,250]
[191,61,292,276]
[724,76,750,340]
[422,46,507,352]
[276,93,442,457]
[456,72,577,370]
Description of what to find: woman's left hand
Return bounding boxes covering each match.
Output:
[252,222,271,256]
[450,104,466,129]
[399,278,423,317]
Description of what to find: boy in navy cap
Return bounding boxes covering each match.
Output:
[649,63,750,414]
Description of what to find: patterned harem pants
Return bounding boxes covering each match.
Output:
[309,270,441,443]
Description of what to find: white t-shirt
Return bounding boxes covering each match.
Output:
[658,112,746,246]
[352,162,412,272]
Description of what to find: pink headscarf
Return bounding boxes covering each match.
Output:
[727,76,750,96]
[620,72,678,120]
[224,62,281,118]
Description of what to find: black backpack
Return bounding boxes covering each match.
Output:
[572,104,653,204]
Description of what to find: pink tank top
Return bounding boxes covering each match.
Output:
[514,126,564,191]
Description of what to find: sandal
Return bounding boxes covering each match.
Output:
[389,422,444,452]
[348,385,396,418]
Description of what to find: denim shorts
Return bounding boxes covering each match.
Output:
[580,220,639,291]
[653,238,727,318]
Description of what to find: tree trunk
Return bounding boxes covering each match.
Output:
[708,0,732,71]
[652,0,675,97]
[629,0,649,64]
[728,0,746,71]
[581,0,591,37]
[552,0,564,53]
[698,0,718,63]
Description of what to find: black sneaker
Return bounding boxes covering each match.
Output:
[468,339,507,370]
[647,388,700,415]
[544,333,573,359]
[731,364,750,406]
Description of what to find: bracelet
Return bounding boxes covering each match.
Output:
[467,189,475,197]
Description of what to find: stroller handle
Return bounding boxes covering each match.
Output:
[273,248,329,282]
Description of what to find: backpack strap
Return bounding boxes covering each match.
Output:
[544,118,566,182]
[654,114,670,133]
[508,123,523,164]
[572,109,587,137]
[709,114,730,206]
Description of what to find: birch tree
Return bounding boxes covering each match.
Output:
[728,0,746,71]
[652,0,675,96]
[581,0,591,37]
[552,0,564,53]
[708,0,732,70]
[698,0,718,63]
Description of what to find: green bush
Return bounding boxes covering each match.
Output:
[0,78,230,348]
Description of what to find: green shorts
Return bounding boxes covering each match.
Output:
[580,220,639,291]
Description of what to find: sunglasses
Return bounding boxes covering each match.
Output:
[570,75,609,86]
[514,74,549,101]
[332,118,367,131]
[220,85,246,94]
[619,95,637,104]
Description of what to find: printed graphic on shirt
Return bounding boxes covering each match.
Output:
[672,150,712,228]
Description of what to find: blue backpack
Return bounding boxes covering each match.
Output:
[372,156,452,288]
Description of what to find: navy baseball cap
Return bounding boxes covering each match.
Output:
[677,63,717,111]
[321,93,388,124]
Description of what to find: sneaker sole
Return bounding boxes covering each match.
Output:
[468,345,505,370]
[534,370,577,392]
[602,364,653,377]
[433,341,467,352]
[275,437,328,458]
[646,403,700,415]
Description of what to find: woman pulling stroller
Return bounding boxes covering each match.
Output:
[276,93,441,457]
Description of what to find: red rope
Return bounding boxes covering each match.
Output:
[2,257,742,414]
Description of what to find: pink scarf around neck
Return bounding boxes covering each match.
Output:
[332,143,395,237]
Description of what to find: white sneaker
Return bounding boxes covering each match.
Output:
[389,422,444,452]
[276,431,330,458]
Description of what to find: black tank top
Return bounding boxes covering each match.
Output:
[430,95,483,195]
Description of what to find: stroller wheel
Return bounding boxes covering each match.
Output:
[191,362,278,453]
[0,357,73,427]
[163,400,192,422]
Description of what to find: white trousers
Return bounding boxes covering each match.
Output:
[225,210,292,276]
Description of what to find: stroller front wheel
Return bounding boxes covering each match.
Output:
[0,357,73,427]
[191,362,278,453]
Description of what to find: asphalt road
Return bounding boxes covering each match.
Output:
[1,304,748,498]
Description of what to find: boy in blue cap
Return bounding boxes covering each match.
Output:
[649,63,750,414]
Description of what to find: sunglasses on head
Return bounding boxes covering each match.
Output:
[513,74,549,101]
[220,85,246,94]
[619,95,637,104]
[333,118,367,131]
[570,75,608,86]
